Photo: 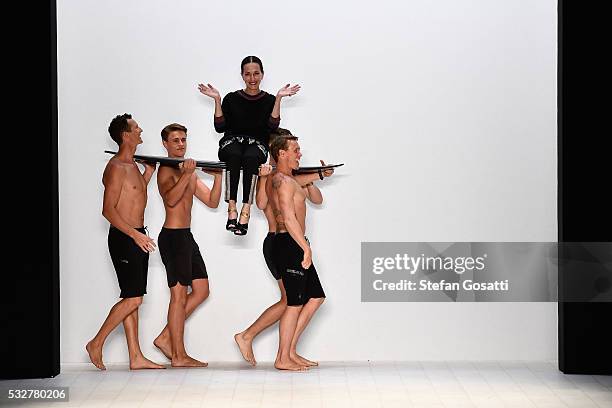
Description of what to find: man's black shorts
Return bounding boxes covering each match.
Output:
[108,226,149,298]
[263,232,280,280]
[274,232,325,306]
[158,227,208,287]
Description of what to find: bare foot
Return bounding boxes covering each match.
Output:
[86,340,106,370]
[129,355,166,370]
[171,355,208,368]
[290,352,318,367]
[274,359,308,371]
[153,334,172,360]
[234,332,256,366]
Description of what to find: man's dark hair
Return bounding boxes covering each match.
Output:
[161,123,187,141]
[241,55,264,74]
[270,127,293,138]
[270,130,299,162]
[269,127,293,147]
[108,113,132,145]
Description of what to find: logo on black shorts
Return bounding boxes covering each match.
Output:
[286,268,304,276]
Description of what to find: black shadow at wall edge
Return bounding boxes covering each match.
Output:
[558,0,612,375]
[1,0,60,379]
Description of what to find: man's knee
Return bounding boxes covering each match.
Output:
[170,285,188,305]
[278,294,288,308]
[312,297,325,306]
[171,297,187,308]
[125,296,143,308]
[192,287,210,304]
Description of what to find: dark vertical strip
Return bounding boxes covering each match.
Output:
[1,0,60,379]
[50,0,60,377]
[558,0,612,374]
[557,0,565,371]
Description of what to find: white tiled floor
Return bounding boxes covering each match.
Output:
[2,361,611,407]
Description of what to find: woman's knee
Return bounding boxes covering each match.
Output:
[243,147,265,165]
[242,158,262,176]
[219,148,242,165]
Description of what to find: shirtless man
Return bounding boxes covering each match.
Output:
[266,134,328,371]
[234,129,333,367]
[153,123,222,367]
[86,113,164,370]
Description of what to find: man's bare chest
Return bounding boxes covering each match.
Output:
[123,168,146,192]
[170,171,196,195]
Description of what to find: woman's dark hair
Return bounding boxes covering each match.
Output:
[241,56,264,74]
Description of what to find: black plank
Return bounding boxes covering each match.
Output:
[104,151,344,173]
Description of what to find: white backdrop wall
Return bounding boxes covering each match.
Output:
[58,0,557,363]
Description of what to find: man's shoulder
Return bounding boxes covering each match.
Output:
[156,164,179,181]
[271,170,285,182]
[105,156,129,172]
[103,157,129,184]
[156,164,173,174]
[272,171,297,189]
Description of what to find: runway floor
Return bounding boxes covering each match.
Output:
[2,361,611,407]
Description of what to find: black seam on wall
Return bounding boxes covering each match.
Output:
[51,0,60,377]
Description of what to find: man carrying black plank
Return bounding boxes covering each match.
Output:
[234,129,334,367]
[266,134,328,371]
[153,123,222,367]
[86,113,164,371]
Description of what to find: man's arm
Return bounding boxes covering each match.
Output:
[255,164,273,210]
[139,161,157,184]
[142,162,156,184]
[194,170,222,208]
[256,175,268,210]
[302,183,323,204]
[294,160,334,188]
[275,175,312,268]
[293,172,320,186]
[102,162,155,252]
[157,160,196,207]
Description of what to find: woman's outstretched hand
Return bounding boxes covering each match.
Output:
[198,83,221,100]
[277,83,301,98]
